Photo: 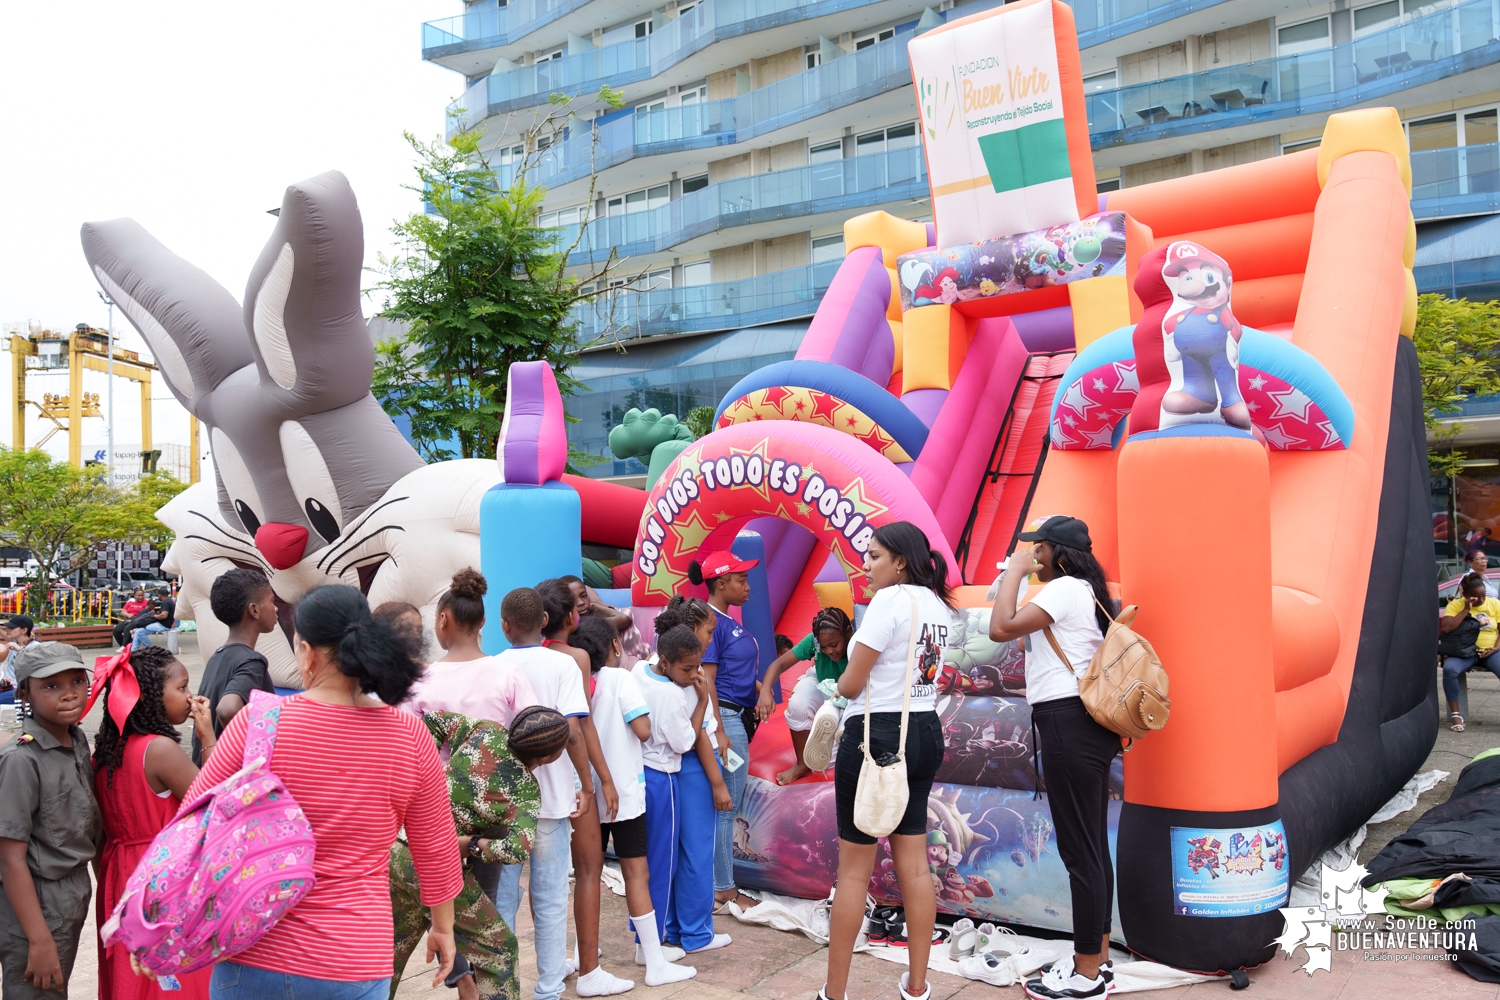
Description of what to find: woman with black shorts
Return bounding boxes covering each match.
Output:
[989,515,1119,1000]
[821,522,953,1000]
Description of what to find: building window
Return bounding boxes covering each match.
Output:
[1353,0,1447,33]
[1409,114,1458,151]
[1084,70,1116,93]
[811,235,845,263]
[536,47,564,62]
[539,205,588,227]
[1281,137,1321,154]
[682,261,711,285]
[806,50,822,69]
[855,122,918,154]
[1096,178,1121,192]
[682,174,709,194]
[809,140,843,164]
[607,184,670,216]
[854,27,895,50]
[1277,18,1330,54]
[634,18,653,37]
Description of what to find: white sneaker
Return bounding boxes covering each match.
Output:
[575,967,636,997]
[948,918,978,959]
[802,701,841,772]
[634,943,685,966]
[1022,958,1108,999]
[959,951,1018,987]
[899,972,931,1000]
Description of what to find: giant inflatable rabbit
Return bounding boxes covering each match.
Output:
[82,172,501,684]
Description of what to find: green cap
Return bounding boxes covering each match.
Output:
[14,642,87,684]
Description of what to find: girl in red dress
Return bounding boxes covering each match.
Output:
[90,644,216,999]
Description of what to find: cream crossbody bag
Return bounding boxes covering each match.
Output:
[853,589,919,838]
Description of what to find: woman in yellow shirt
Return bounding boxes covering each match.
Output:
[1440,573,1500,732]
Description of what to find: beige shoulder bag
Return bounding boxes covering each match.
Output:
[853,589,920,838]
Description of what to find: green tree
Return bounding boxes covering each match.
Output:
[372,89,637,462]
[1413,293,1500,553]
[0,449,187,618]
[685,405,716,439]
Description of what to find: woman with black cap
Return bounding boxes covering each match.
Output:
[989,515,1120,1000]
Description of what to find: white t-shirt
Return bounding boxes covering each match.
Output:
[633,658,699,773]
[847,584,954,714]
[1023,575,1105,705]
[589,667,650,822]
[501,645,590,819]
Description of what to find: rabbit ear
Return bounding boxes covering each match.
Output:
[243,171,373,408]
[80,219,255,415]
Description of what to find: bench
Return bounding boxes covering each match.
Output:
[33,624,116,649]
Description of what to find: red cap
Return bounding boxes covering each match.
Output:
[1161,240,1230,278]
[696,550,759,580]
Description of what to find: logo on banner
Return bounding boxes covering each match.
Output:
[1273,863,1478,974]
[1170,822,1289,919]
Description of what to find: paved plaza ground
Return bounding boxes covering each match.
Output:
[34,634,1498,998]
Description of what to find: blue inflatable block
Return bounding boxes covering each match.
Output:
[480,481,581,653]
[594,588,631,609]
[732,532,781,701]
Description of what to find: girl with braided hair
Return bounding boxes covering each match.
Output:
[91,645,217,999]
[755,606,854,785]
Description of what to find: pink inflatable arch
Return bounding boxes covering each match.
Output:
[630,420,958,606]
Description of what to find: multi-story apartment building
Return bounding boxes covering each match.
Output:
[420,0,1500,480]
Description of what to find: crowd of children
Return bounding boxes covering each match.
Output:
[0,549,856,1000]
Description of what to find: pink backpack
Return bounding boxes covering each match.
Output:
[101,690,316,974]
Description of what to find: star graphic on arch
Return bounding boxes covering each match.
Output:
[1080,423,1119,449]
[809,390,844,424]
[761,385,794,414]
[1247,401,1259,412]
[793,398,807,413]
[846,415,859,428]
[1112,362,1139,393]
[1258,422,1303,449]
[1268,386,1314,421]
[671,508,717,554]
[1059,379,1096,417]
[796,502,812,516]
[1317,420,1343,449]
[856,425,893,454]
[1092,377,1106,391]
[1247,373,1268,391]
[714,511,731,522]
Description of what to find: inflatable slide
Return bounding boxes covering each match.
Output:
[618,0,1435,973]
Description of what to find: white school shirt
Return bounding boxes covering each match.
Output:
[1023,575,1105,705]
[632,658,698,773]
[589,667,650,821]
[847,584,954,714]
[501,645,590,819]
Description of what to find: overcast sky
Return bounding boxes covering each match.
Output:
[0,0,461,471]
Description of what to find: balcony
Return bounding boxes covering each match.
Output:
[485,32,914,191]
[422,0,593,61]
[1064,0,1240,48]
[446,0,912,121]
[1085,0,1500,148]
[553,144,927,264]
[1412,142,1500,220]
[574,259,842,341]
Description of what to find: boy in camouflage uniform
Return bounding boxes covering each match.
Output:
[391,712,541,1000]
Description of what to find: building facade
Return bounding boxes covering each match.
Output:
[420,0,1500,479]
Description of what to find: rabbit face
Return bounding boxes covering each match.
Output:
[82,171,424,569]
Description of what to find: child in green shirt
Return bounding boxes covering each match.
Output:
[755,608,853,785]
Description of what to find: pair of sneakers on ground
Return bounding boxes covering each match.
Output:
[951,918,1114,998]
[564,928,731,996]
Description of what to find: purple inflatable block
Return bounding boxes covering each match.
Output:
[1010,306,1076,353]
[498,361,566,485]
[903,388,949,428]
[796,246,895,387]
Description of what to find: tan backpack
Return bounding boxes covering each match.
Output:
[1043,596,1170,743]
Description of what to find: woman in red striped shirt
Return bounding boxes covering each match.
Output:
[184,585,463,999]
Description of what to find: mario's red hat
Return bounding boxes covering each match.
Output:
[695,550,758,580]
[1161,240,1230,278]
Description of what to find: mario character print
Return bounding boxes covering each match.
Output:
[1158,241,1251,430]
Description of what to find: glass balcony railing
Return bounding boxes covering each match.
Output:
[1411,142,1500,219]
[479,32,914,189]
[423,0,590,56]
[550,145,927,264]
[573,259,843,341]
[1086,0,1500,143]
[446,0,912,118]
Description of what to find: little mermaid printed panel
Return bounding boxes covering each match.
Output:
[896,212,1128,311]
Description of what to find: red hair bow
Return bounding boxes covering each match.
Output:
[85,647,140,735]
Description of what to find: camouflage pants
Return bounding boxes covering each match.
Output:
[390,841,520,1000]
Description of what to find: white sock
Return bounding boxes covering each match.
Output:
[634,942,686,966]
[686,932,732,953]
[576,967,636,997]
[634,910,697,985]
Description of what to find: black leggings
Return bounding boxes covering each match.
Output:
[1033,696,1120,949]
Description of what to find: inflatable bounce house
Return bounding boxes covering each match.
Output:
[82,0,1435,973]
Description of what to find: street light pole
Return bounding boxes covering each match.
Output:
[97,291,118,587]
